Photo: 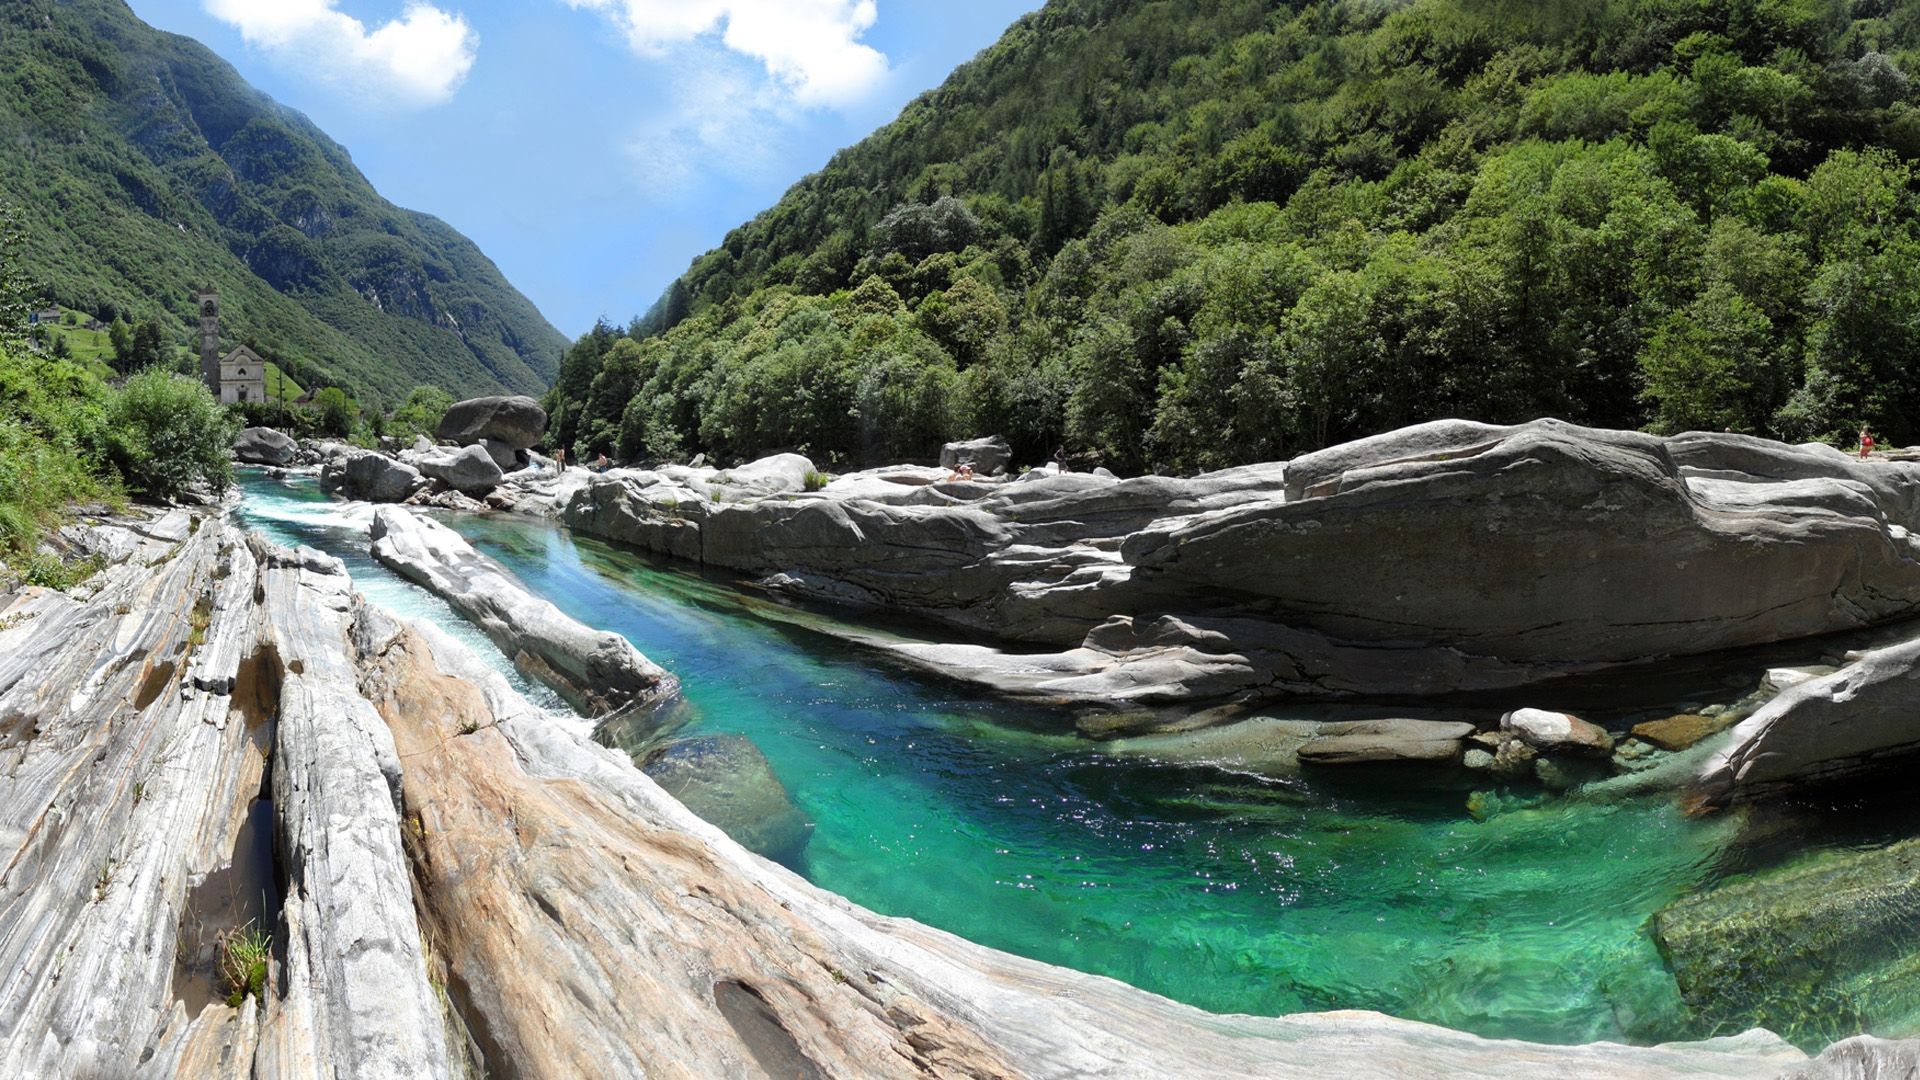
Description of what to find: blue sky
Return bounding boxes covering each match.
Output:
[122,0,1041,338]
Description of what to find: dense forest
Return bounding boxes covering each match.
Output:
[0,0,565,403]
[546,0,1920,473]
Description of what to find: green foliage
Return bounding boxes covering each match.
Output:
[216,920,271,1008]
[388,384,455,442]
[311,387,359,438]
[550,0,1920,470]
[0,0,565,401]
[104,368,236,500]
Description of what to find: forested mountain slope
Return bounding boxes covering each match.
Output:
[550,0,1920,472]
[0,0,564,401]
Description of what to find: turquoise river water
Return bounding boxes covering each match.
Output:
[233,470,1907,1049]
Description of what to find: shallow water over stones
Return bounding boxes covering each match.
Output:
[234,470,1920,1050]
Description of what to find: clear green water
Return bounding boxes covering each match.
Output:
[237,472,1749,1046]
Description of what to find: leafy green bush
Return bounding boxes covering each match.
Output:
[389,384,454,442]
[104,369,236,500]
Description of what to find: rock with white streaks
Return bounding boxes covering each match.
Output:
[369,506,679,717]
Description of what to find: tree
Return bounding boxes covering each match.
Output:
[1639,285,1781,434]
[312,387,359,437]
[0,203,36,348]
[108,320,133,369]
[104,369,237,499]
[129,318,168,371]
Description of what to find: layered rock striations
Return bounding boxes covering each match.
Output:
[545,419,1920,703]
[369,506,679,717]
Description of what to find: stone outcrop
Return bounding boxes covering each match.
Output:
[414,443,504,495]
[0,512,457,1078]
[530,419,1920,704]
[1696,633,1920,804]
[232,427,295,466]
[436,395,546,450]
[319,447,423,503]
[940,436,1012,477]
[369,506,679,717]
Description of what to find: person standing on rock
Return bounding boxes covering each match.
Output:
[1860,427,1875,460]
[555,446,567,473]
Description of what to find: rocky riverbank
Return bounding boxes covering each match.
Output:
[9,504,1876,1077]
[522,420,1920,710]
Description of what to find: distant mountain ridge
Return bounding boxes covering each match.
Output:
[0,0,563,399]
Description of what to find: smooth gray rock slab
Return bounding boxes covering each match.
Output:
[1297,719,1475,765]
[437,395,546,450]
[233,427,296,466]
[1698,632,1920,803]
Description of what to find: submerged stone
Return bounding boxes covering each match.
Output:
[642,735,812,863]
[1296,719,1473,766]
[1632,713,1735,752]
[1654,835,1920,1051]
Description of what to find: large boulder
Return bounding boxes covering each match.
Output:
[640,735,811,863]
[1501,709,1614,758]
[233,426,296,466]
[436,395,547,450]
[321,449,425,503]
[417,444,505,495]
[940,436,1012,477]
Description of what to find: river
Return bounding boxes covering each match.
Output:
[234,468,1912,1048]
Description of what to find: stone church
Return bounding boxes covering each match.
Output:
[197,289,267,405]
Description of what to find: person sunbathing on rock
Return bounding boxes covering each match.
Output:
[945,463,975,482]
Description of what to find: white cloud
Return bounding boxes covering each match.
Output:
[623,52,790,196]
[566,0,889,106]
[205,0,478,107]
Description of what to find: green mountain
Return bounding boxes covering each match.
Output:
[0,0,564,401]
[548,0,1920,473]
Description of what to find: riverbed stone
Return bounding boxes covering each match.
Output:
[437,395,546,449]
[1765,666,1837,693]
[320,448,424,503]
[1699,632,1920,803]
[1632,713,1735,752]
[233,427,296,466]
[1654,835,1920,1051]
[640,736,811,862]
[1502,708,1614,758]
[1296,719,1474,766]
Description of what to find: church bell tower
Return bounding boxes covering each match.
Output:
[198,288,220,396]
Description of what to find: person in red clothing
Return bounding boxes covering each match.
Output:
[1860,426,1875,460]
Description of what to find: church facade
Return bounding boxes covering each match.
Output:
[197,289,267,404]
